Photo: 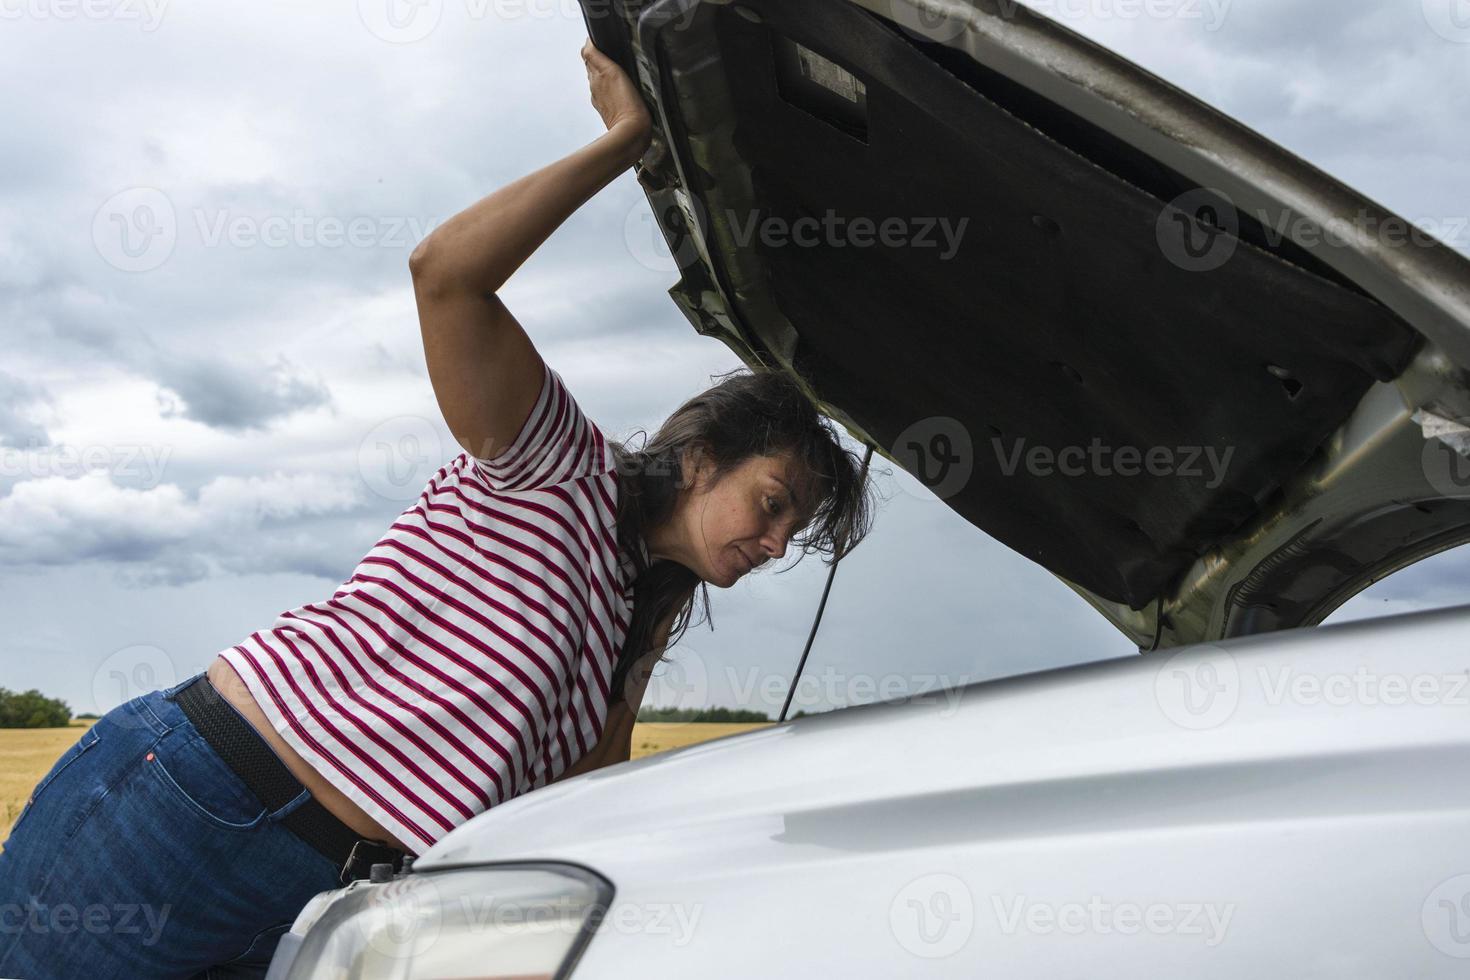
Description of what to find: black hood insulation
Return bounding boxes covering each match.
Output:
[646,0,1422,608]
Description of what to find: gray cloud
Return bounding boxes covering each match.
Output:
[0,370,52,448]
[150,351,331,431]
[0,469,371,583]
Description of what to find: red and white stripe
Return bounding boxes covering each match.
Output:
[219,362,640,855]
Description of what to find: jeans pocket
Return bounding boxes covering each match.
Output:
[10,725,102,837]
[144,727,270,831]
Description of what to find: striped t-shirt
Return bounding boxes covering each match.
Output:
[219,361,644,855]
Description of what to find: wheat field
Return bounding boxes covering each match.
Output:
[629,722,769,759]
[1,720,768,843]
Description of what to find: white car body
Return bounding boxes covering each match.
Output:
[417,605,1470,976]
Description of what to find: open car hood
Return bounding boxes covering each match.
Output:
[582,0,1470,650]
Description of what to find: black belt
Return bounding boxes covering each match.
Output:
[172,673,409,886]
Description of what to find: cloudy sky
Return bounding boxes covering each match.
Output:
[1,0,1467,720]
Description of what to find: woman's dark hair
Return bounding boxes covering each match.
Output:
[607,365,876,703]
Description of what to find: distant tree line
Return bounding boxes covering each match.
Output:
[637,706,772,723]
[0,687,74,728]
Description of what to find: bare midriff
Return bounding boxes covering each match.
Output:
[205,655,414,854]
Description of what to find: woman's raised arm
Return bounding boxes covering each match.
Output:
[409,40,653,460]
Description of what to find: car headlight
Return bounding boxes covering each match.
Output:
[275,863,612,979]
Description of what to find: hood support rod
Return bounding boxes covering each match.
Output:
[779,442,875,723]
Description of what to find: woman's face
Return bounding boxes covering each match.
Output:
[654,447,819,588]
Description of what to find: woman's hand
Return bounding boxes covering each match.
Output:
[582,38,652,163]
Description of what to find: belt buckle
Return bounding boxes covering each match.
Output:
[339,839,399,886]
[339,840,373,886]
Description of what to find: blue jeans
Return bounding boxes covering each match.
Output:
[0,670,343,979]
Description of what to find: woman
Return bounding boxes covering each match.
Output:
[0,40,873,979]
